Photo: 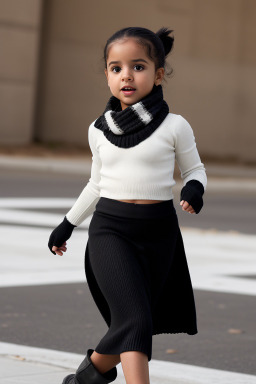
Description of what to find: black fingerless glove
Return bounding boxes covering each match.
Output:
[48,216,76,255]
[180,180,205,214]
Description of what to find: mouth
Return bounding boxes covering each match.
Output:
[121,86,136,96]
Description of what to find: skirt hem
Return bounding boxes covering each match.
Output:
[95,345,152,361]
[152,329,198,336]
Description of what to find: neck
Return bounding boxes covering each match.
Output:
[121,102,129,111]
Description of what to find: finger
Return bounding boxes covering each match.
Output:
[52,245,67,251]
[52,245,66,255]
[57,245,67,251]
[58,246,67,251]
[180,200,184,206]
[182,203,191,211]
[58,247,67,252]
[182,201,190,210]
[187,206,195,214]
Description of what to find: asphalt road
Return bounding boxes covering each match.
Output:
[1,284,255,375]
[1,168,256,375]
[0,168,255,234]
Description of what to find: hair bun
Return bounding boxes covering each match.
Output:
[156,27,174,57]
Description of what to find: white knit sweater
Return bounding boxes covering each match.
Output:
[66,113,207,226]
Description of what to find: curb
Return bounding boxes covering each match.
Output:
[0,155,256,191]
[1,342,256,384]
[0,155,91,175]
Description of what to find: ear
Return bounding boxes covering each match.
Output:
[154,67,165,86]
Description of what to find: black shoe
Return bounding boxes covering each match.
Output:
[62,349,117,384]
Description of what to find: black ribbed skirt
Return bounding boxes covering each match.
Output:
[84,197,197,362]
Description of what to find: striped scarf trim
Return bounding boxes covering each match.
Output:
[94,85,169,148]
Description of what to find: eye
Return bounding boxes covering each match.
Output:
[134,64,144,71]
[111,66,121,73]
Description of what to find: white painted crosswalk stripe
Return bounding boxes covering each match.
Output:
[1,198,256,295]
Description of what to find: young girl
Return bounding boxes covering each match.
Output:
[48,27,207,384]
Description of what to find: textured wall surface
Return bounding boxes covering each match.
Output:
[1,0,256,162]
[0,0,43,144]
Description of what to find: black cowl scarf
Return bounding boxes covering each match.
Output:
[94,85,169,148]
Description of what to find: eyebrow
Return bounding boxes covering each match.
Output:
[108,59,148,67]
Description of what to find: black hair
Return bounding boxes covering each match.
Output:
[103,27,174,77]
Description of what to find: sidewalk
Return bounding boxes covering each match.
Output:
[0,154,256,192]
[0,155,92,175]
[1,342,256,384]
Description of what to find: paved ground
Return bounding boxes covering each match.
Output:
[1,166,256,234]
[1,282,256,374]
[0,156,256,383]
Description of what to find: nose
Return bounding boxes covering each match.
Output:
[121,67,133,82]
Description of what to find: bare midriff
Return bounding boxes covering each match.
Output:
[117,199,163,204]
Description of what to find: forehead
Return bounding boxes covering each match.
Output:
[106,38,150,62]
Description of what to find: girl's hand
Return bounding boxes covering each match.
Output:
[48,217,75,255]
[180,200,195,214]
[52,242,67,256]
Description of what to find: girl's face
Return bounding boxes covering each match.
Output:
[105,38,164,110]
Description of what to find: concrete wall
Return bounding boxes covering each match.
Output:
[35,0,256,162]
[0,0,43,144]
[170,0,256,163]
[1,0,256,162]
